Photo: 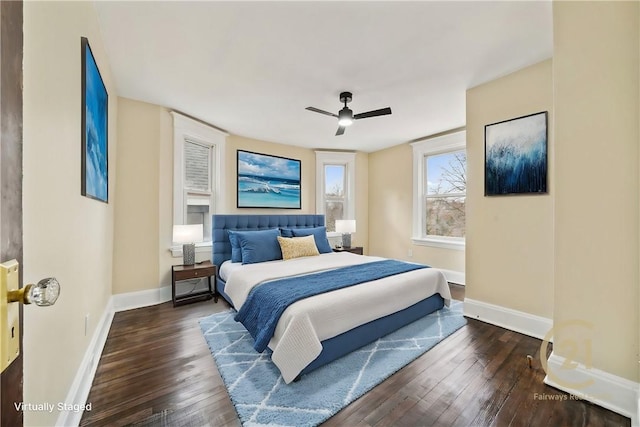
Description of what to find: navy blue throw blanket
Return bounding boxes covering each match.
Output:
[235,259,429,352]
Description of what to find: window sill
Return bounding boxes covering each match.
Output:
[170,241,212,258]
[411,237,465,251]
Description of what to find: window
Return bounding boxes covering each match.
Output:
[324,165,346,231]
[412,130,466,250]
[172,112,227,251]
[425,150,466,237]
[316,151,356,233]
[184,140,213,239]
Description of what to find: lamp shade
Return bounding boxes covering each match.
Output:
[335,220,356,234]
[173,224,203,244]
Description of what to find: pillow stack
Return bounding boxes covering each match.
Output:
[227,226,332,264]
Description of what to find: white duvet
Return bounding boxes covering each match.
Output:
[224,252,451,383]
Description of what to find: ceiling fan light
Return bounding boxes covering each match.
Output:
[338,108,353,127]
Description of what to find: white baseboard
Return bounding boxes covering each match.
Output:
[436,268,465,285]
[56,298,114,427]
[56,285,172,426]
[112,285,172,312]
[544,351,638,424]
[463,298,553,340]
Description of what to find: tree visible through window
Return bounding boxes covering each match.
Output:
[324,165,345,232]
[316,151,356,233]
[425,151,466,238]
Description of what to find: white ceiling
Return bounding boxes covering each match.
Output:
[94,1,552,153]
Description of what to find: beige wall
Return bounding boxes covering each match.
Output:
[23,2,117,426]
[553,1,639,382]
[158,108,175,290]
[465,60,554,319]
[368,143,465,272]
[113,98,161,294]
[354,152,369,253]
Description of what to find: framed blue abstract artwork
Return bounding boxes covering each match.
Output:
[81,37,108,203]
[484,111,548,196]
[237,150,301,209]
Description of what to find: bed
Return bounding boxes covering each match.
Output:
[211,214,451,383]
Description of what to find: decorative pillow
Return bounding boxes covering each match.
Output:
[279,228,294,238]
[227,230,243,263]
[235,228,282,265]
[277,235,320,260]
[291,226,332,253]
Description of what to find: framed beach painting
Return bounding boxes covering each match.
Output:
[81,37,109,203]
[237,150,301,209]
[484,111,548,196]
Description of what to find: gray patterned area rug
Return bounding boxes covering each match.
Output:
[199,301,465,427]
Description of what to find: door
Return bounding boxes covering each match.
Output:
[0,1,24,425]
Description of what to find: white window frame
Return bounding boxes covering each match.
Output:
[411,130,466,250]
[171,112,227,256]
[315,151,356,236]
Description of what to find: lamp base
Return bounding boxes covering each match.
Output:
[182,243,196,265]
[341,233,352,248]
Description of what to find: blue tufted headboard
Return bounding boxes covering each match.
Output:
[211,214,326,268]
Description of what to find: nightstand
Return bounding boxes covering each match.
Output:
[333,246,364,255]
[171,261,217,307]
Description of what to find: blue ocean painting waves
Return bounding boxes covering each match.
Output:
[237,151,301,208]
[86,108,108,201]
[238,174,300,208]
[84,41,108,202]
[485,113,547,195]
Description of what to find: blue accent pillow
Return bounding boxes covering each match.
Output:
[291,226,332,253]
[227,230,243,263]
[279,228,294,238]
[236,229,283,264]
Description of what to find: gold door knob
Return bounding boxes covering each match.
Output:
[1,260,61,373]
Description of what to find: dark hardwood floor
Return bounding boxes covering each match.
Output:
[80,285,630,427]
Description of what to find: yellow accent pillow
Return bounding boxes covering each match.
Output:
[277,235,320,260]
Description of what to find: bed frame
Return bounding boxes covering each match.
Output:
[211,214,444,377]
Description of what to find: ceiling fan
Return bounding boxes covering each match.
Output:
[306,91,392,136]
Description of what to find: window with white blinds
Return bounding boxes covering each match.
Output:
[184,141,211,192]
[183,140,213,240]
[172,112,227,245]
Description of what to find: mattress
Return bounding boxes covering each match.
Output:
[224,252,451,383]
[218,260,243,282]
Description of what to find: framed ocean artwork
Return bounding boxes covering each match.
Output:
[484,111,548,196]
[81,37,109,203]
[237,150,301,209]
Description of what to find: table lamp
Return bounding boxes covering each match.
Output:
[173,224,203,265]
[335,220,356,248]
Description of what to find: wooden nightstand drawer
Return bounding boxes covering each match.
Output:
[171,261,218,307]
[173,266,215,282]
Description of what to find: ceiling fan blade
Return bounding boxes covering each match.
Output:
[335,126,346,136]
[306,106,338,118]
[354,107,392,120]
